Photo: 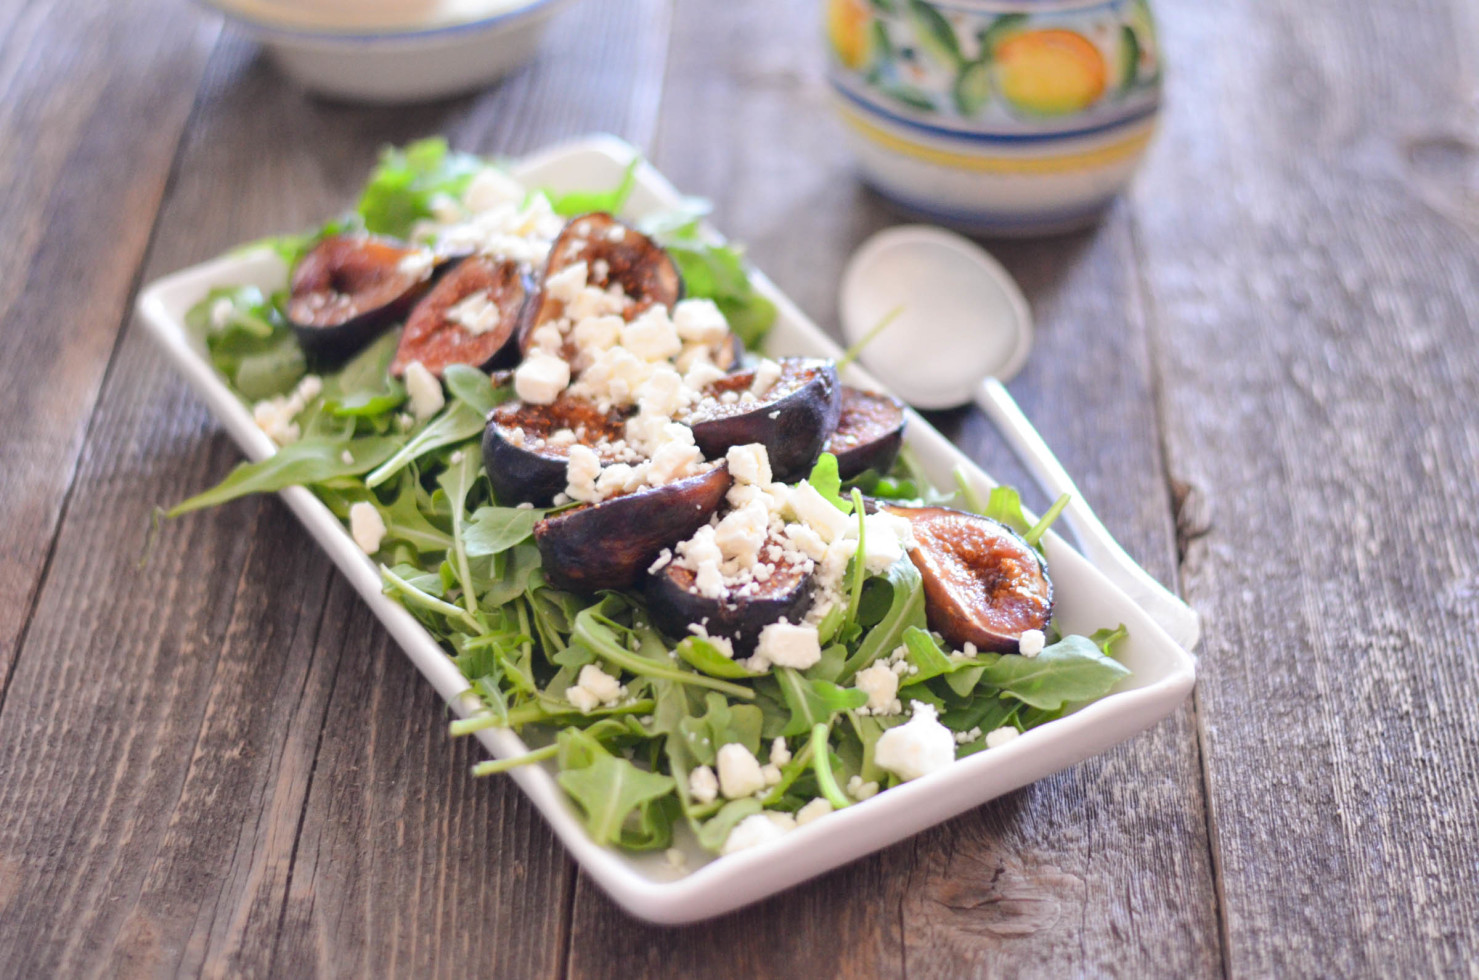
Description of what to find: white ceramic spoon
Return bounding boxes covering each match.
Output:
[840,225,1200,652]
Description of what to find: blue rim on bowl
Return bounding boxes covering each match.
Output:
[194,0,564,42]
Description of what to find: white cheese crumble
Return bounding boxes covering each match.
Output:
[846,775,880,801]
[340,450,354,466]
[251,374,322,446]
[796,797,833,827]
[672,298,730,345]
[855,661,900,712]
[397,249,435,280]
[770,736,792,767]
[403,361,445,421]
[514,352,571,405]
[751,621,822,671]
[716,742,767,799]
[786,482,852,542]
[620,306,683,362]
[566,663,627,714]
[874,701,956,782]
[985,726,1021,749]
[750,358,783,395]
[565,444,604,504]
[721,812,795,855]
[726,443,773,486]
[446,290,503,336]
[544,260,587,304]
[348,502,386,556]
[688,765,719,804]
[1018,628,1046,658]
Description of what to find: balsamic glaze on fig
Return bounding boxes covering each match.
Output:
[536,465,732,592]
[645,540,815,653]
[882,505,1053,653]
[827,387,907,480]
[390,254,528,377]
[482,395,633,507]
[286,235,432,358]
[521,213,683,355]
[682,357,841,482]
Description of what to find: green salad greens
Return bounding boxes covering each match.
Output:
[171,140,1129,858]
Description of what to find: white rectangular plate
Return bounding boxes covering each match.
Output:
[137,135,1196,924]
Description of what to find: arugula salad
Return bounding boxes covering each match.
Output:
[171,139,1130,860]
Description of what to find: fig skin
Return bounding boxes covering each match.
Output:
[482,396,631,507]
[645,542,815,654]
[286,235,431,359]
[520,213,683,355]
[683,357,841,482]
[827,386,907,480]
[882,504,1053,653]
[536,465,733,593]
[391,254,529,377]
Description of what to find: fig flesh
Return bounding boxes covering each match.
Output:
[391,254,528,377]
[645,537,815,653]
[286,235,432,358]
[536,465,733,592]
[482,395,633,507]
[521,213,683,354]
[882,505,1053,653]
[682,357,841,482]
[827,386,907,479]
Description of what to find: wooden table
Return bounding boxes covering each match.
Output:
[3,0,1477,975]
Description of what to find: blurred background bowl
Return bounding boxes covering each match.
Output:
[824,0,1163,236]
[200,0,578,103]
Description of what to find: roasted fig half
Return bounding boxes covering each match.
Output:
[882,505,1053,653]
[520,213,683,352]
[682,357,841,482]
[391,255,528,377]
[645,539,815,653]
[827,387,907,480]
[482,395,632,507]
[286,235,432,358]
[536,465,733,592]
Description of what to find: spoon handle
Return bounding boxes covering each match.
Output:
[975,377,1201,652]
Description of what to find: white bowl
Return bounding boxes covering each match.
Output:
[200,0,578,103]
[136,135,1196,923]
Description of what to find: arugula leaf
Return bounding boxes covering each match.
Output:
[662,243,777,350]
[975,634,1132,711]
[555,730,676,848]
[233,215,361,269]
[697,799,762,852]
[186,286,306,401]
[463,505,539,557]
[356,137,483,237]
[774,668,868,737]
[806,453,853,514]
[364,401,485,488]
[899,626,956,685]
[841,559,926,681]
[380,477,455,554]
[436,445,484,613]
[322,331,405,418]
[680,693,763,766]
[442,364,507,416]
[168,435,404,516]
[544,157,640,217]
[676,636,762,679]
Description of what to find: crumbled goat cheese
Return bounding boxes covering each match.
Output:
[573,314,623,357]
[716,742,767,799]
[761,763,783,786]
[672,298,730,345]
[565,444,604,504]
[688,765,719,804]
[846,775,880,801]
[787,482,853,542]
[446,290,503,335]
[750,358,783,394]
[726,443,773,486]
[461,167,526,212]
[1018,628,1046,658]
[514,351,571,405]
[874,701,957,782]
[751,621,822,671]
[796,797,833,827]
[770,736,792,767]
[722,812,795,855]
[855,661,900,712]
[566,663,627,714]
[713,501,770,567]
[251,374,323,445]
[955,726,983,745]
[621,306,683,362]
[209,297,235,330]
[349,502,386,556]
[340,450,354,465]
[397,249,436,280]
[544,260,588,304]
[404,361,445,421]
[985,727,1021,749]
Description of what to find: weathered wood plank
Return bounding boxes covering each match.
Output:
[1136,0,1479,973]
[0,0,219,702]
[0,0,672,973]
[566,2,1221,976]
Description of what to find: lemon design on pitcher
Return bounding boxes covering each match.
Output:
[991,28,1108,117]
[827,0,875,71]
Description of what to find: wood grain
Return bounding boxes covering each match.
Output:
[1135,0,1479,973]
[0,0,218,702]
[0,1,668,974]
[565,2,1221,977]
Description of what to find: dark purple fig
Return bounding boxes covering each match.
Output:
[520,213,683,355]
[482,396,631,507]
[645,540,815,653]
[536,465,733,592]
[681,357,841,482]
[286,235,432,358]
[827,386,907,480]
[391,255,528,377]
[883,505,1052,653]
